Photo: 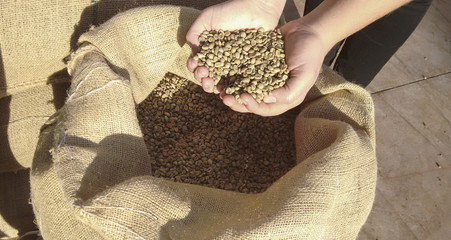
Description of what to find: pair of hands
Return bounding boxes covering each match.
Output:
[186,0,327,116]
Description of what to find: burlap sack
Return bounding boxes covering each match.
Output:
[1,1,89,235]
[0,0,222,173]
[0,0,91,173]
[0,1,220,237]
[29,5,377,239]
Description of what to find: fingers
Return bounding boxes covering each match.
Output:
[189,57,221,94]
[201,77,215,93]
[240,94,262,113]
[222,93,288,116]
[241,94,288,116]
[194,66,209,82]
[187,56,199,73]
[222,95,249,113]
[186,11,209,77]
[269,68,317,105]
[186,21,202,50]
[193,67,218,93]
[186,9,213,50]
[263,95,276,103]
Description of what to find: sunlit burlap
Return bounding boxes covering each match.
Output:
[28,5,377,239]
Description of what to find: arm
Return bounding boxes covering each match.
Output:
[301,0,412,50]
[187,0,411,116]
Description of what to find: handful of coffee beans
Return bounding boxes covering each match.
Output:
[194,28,289,103]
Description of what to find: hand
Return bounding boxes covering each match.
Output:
[186,0,285,93]
[221,19,328,116]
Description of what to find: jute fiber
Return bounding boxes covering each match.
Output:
[0,1,91,236]
[0,1,222,237]
[30,5,377,240]
[0,1,219,237]
[0,0,222,173]
[0,0,91,173]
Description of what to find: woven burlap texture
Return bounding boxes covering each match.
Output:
[0,1,220,237]
[30,5,377,240]
[0,0,89,173]
[0,1,222,237]
[0,0,223,174]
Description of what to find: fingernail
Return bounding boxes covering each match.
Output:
[242,98,249,105]
[264,96,276,103]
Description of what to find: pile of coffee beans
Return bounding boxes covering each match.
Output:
[194,28,289,103]
[137,73,298,193]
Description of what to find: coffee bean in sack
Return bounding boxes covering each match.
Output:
[137,73,298,193]
[194,28,289,104]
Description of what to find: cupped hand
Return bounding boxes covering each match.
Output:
[222,20,329,116]
[186,0,285,93]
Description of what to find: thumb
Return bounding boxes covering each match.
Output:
[186,11,213,52]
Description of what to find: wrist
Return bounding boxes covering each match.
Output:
[245,0,286,17]
[292,18,334,55]
[295,13,339,52]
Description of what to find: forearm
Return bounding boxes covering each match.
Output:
[300,0,412,49]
